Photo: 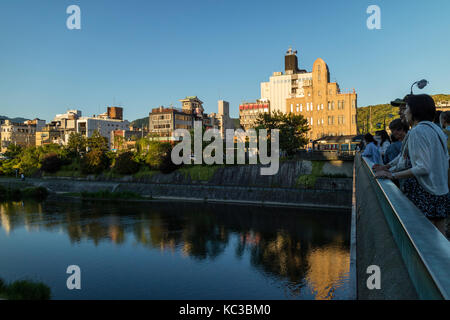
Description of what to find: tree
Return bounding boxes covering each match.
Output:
[114,151,140,174]
[81,149,110,174]
[87,130,108,152]
[67,132,87,155]
[255,111,309,156]
[145,141,174,171]
[40,152,63,173]
[3,144,22,159]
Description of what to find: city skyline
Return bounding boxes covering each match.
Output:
[1,0,450,122]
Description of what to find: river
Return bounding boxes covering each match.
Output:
[0,199,351,299]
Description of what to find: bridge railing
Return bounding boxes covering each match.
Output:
[359,154,449,300]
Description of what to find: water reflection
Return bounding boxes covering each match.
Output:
[0,200,351,299]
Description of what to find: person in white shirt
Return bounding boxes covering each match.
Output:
[362,133,382,164]
[375,94,449,236]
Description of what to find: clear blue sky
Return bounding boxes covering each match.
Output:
[0,0,449,122]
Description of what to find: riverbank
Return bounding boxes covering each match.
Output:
[0,177,352,209]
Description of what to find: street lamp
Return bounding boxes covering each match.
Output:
[410,79,428,94]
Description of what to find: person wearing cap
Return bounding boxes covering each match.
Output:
[390,95,410,123]
[375,94,449,236]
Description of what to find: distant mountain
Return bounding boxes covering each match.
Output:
[130,117,149,129]
[357,94,449,134]
[0,115,29,123]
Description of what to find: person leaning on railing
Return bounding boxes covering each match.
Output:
[373,94,449,236]
[384,119,409,164]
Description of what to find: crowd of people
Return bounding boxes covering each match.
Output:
[360,94,449,237]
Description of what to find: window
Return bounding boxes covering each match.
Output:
[321,104,323,110]
[290,104,293,113]
[331,102,334,110]
[328,102,331,110]
[296,104,299,112]
[342,101,345,109]
[352,115,356,124]
[300,104,303,112]
[328,116,334,125]
[352,100,357,108]
[317,104,320,111]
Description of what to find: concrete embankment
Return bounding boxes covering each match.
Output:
[0,160,353,208]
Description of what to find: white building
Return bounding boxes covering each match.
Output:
[76,116,129,146]
[260,48,313,113]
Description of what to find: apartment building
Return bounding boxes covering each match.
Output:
[260,48,311,113]
[0,119,45,153]
[148,96,231,140]
[239,100,270,130]
[286,58,357,141]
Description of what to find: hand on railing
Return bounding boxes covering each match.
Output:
[372,164,389,172]
[375,170,393,180]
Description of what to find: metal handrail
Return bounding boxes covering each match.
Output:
[360,155,450,300]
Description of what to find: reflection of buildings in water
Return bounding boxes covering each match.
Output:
[181,242,192,257]
[0,201,45,235]
[240,231,261,246]
[0,203,12,235]
[305,245,350,300]
[108,225,125,244]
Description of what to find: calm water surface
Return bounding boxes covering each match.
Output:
[0,199,351,299]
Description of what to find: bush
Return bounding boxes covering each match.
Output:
[22,187,48,200]
[114,152,140,175]
[0,279,51,300]
[40,153,63,173]
[145,142,177,173]
[81,150,110,174]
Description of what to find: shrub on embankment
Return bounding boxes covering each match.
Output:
[79,190,143,200]
[0,185,48,201]
[0,278,51,300]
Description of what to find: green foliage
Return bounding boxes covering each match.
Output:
[130,117,149,129]
[67,132,87,156]
[132,167,158,179]
[255,110,309,156]
[295,161,324,189]
[145,141,174,172]
[113,152,140,175]
[87,130,108,152]
[0,278,51,300]
[80,190,142,200]
[3,144,22,158]
[356,94,450,134]
[0,186,48,201]
[40,152,63,173]
[81,149,110,174]
[179,165,220,181]
[356,103,399,134]
[21,187,48,200]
